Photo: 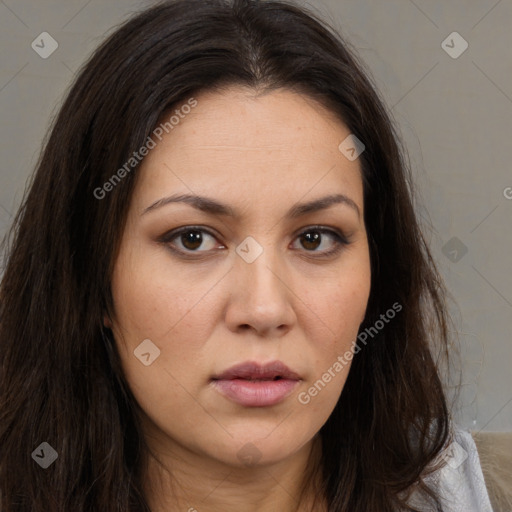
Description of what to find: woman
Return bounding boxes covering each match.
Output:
[0,0,493,510]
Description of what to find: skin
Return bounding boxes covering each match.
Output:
[108,86,371,511]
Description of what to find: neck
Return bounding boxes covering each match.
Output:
[141,432,326,512]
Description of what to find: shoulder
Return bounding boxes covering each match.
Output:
[434,426,494,511]
[408,424,495,511]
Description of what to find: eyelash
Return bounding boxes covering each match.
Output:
[158,225,350,259]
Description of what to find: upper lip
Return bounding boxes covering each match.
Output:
[212,361,301,381]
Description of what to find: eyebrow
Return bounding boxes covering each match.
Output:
[142,192,360,219]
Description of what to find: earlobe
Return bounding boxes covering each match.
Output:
[103,314,113,329]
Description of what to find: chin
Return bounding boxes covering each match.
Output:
[203,428,314,468]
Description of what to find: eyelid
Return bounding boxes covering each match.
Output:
[291,224,349,243]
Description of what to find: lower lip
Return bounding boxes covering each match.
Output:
[212,378,299,407]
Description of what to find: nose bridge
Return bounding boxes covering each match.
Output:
[235,233,286,298]
[228,233,295,332]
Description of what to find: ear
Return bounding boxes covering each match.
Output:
[103,313,113,329]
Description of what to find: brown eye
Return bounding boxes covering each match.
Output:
[159,225,349,259]
[159,226,221,255]
[299,231,321,250]
[180,230,204,251]
[292,227,349,257]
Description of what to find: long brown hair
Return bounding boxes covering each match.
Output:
[0,1,453,510]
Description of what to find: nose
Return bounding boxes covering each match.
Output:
[224,240,297,337]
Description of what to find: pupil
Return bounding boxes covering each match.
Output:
[182,230,202,250]
[302,231,320,250]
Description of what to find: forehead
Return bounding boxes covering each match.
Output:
[132,86,363,214]
[159,86,350,150]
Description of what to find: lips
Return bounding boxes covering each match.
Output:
[213,361,301,381]
[211,361,301,407]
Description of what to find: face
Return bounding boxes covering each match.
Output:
[109,86,371,469]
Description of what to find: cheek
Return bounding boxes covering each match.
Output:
[298,265,370,417]
[109,248,221,406]
[305,264,371,352]
[110,247,217,346]
[109,257,211,428]
[296,276,369,422]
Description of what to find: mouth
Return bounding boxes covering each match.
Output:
[212,360,301,381]
[211,361,301,407]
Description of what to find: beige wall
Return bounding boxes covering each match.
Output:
[0,0,510,431]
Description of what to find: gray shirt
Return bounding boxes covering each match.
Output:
[408,425,494,511]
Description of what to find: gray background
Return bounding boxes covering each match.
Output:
[0,0,510,431]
